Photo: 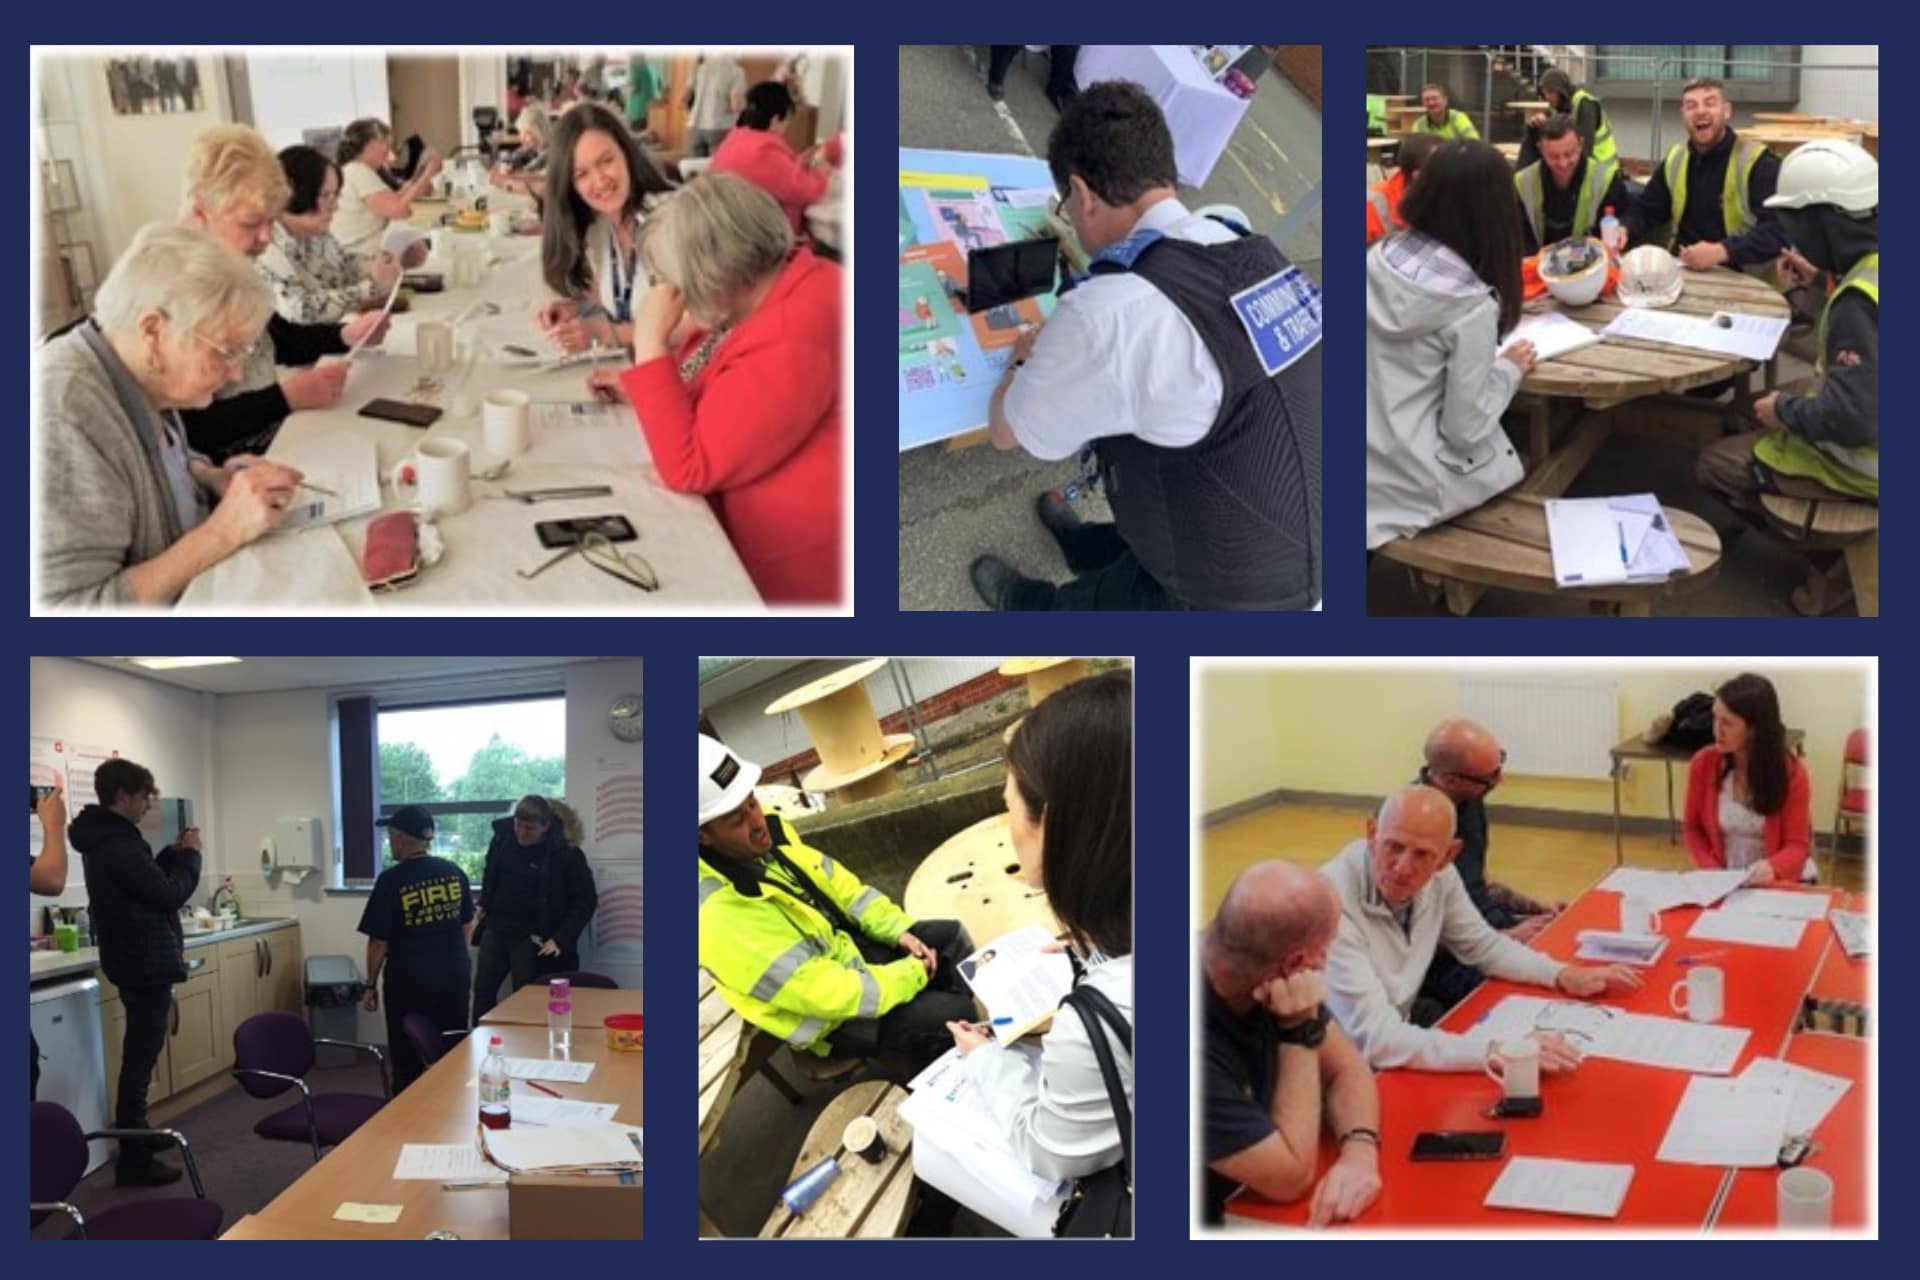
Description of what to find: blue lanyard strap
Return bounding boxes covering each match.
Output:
[608,229,635,324]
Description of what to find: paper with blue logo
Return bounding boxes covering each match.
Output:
[1230,265,1322,377]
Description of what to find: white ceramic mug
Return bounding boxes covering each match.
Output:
[489,209,513,237]
[483,388,531,457]
[1777,1166,1833,1228]
[398,438,471,516]
[1620,893,1659,936]
[417,322,453,376]
[1483,1037,1541,1100]
[1668,965,1725,1024]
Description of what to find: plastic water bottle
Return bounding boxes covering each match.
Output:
[1600,205,1621,252]
[547,979,573,1058]
[478,1035,512,1130]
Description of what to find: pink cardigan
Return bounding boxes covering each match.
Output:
[1682,745,1813,880]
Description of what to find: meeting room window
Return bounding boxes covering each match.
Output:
[337,692,565,885]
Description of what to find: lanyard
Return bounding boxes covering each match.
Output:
[607,223,636,324]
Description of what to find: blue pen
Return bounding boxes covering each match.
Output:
[991,1016,1014,1026]
[1677,951,1728,966]
[1617,521,1630,567]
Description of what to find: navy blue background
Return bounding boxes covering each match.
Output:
[20,19,1893,1253]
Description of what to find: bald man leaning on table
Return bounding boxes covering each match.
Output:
[1322,786,1643,1073]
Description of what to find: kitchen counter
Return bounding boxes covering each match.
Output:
[29,918,298,985]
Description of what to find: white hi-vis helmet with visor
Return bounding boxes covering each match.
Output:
[1765,139,1878,214]
[699,734,762,826]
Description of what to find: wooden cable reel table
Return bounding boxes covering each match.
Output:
[905,812,1059,945]
[758,1080,916,1238]
[765,659,915,804]
[999,657,1089,707]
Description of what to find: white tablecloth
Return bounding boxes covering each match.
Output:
[1075,45,1251,188]
[180,224,761,613]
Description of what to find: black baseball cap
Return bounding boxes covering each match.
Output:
[377,806,436,840]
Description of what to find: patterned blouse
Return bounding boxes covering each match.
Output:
[257,222,382,325]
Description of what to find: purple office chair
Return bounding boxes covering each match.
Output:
[400,1012,469,1069]
[541,970,618,989]
[30,1102,221,1239]
[232,1011,388,1161]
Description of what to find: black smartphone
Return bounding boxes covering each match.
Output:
[402,272,445,292]
[30,784,55,813]
[1410,1130,1506,1161]
[966,236,1059,313]
[359,398,443,427]
[536,515,638,548]
[1489,1097,1543,1119]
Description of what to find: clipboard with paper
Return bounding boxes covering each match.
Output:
[956,925,1073,1041]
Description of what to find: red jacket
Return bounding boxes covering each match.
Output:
[710,126,832,234]
[1681,745,1812,881]
[619,248,841,604]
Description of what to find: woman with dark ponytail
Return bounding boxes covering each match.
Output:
[710,81,839,235]
[1682,673,1814,884]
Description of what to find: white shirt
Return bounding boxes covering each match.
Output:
[581,212,651,321]
[1003,198,1232,462]
[1320,838,1565,1072]
[1718,775,1768,871]
[331,160,391,256]
[961,951,1133,1181]
[690,58,746,132]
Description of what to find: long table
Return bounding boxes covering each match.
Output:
[1226,880,1866,1231]
[480,983,644,1030]
[220,1022,642,1239]
[1712,1032,1870,1230]
[181,210,760,611]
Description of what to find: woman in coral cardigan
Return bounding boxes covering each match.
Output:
[1682,673,1813,884]
[589,174,841,604]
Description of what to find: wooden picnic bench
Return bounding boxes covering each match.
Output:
[1759,493,1879,618]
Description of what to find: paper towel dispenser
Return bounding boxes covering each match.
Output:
[261,818,325,883]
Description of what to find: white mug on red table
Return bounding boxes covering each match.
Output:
[484,389,531,457]
[1778,1166,1833,1228]
[1483,1037,1541,1100]
[1620,893,1659,936]
[397,438,471,517]
[1669,965,1725,1023]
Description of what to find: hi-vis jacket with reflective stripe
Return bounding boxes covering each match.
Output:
[698,814,927,1056]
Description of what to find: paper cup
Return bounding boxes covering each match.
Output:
[842,1114,886,1164]
[1778,1167,1833,1228]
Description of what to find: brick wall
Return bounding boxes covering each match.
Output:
[1271,46,1322,110]
[761,670,1026,779]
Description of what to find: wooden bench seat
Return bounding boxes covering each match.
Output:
[1376,493,1722,616]
[1759,493,1878,618]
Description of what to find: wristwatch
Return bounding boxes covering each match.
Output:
[1274,1003,1330,1048]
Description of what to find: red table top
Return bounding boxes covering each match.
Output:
[1807,894,1870,1008]
[1711,1032,1871,1230]
[1226,879,1835,1230]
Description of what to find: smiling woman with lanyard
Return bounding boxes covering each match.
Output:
[535,102,674,355]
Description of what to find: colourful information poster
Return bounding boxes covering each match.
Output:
[898,148,1067,449]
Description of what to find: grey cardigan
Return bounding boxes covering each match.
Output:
[38,323,208,608]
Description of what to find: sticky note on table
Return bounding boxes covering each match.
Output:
[334,1202,404,1224]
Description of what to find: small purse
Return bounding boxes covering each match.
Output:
[1051,985,1133,1237]
[361,511,420,591]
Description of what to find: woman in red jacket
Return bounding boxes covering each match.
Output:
[709,82,837,236]
[1682,673,1813,884]
[588,174,841,604]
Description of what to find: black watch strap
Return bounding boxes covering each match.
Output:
[1274,1003,1329,1046]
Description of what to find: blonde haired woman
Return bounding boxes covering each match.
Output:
[176,124,387,462]
[588,173,841,603]
[37,224,305,607]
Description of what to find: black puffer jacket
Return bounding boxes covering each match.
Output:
[69,806,201,987]
[477,818,599,951]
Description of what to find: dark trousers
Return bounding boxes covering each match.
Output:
[827,919,977,1071]
[384,963,472,1093]
[115,984,174,1167]
[473,928,578,1020]
[1006,518,1179,611]
[1418,949,1485,1024]
[987,46,1081,100]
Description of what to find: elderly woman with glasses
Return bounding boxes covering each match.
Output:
[175,125,390,463]
[258,144,423,325]
[587,173,842,604]
[471,794,600,1019]
[37,223,306,608]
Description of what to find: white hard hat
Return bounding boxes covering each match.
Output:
[1618,245,1684,309]
[1765,139,1878,214]
[699,734,762,825]
[1539,236,1609,307]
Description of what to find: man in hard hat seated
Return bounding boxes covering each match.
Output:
[1513,114,1633,255]
[1696,139,1877,613]
[1367,133,1440,247]
[1621,78,1788,275]
[696,735,977,1072]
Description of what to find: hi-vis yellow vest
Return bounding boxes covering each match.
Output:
[1570,88,1616,165]
[1515,157,1620,248]
[1662,135,1766,250]
[1755,252,1879,499]
[1412,108,1479,141]
[698,816,926,1056]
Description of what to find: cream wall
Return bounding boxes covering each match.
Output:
[1200,662,1871,833]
